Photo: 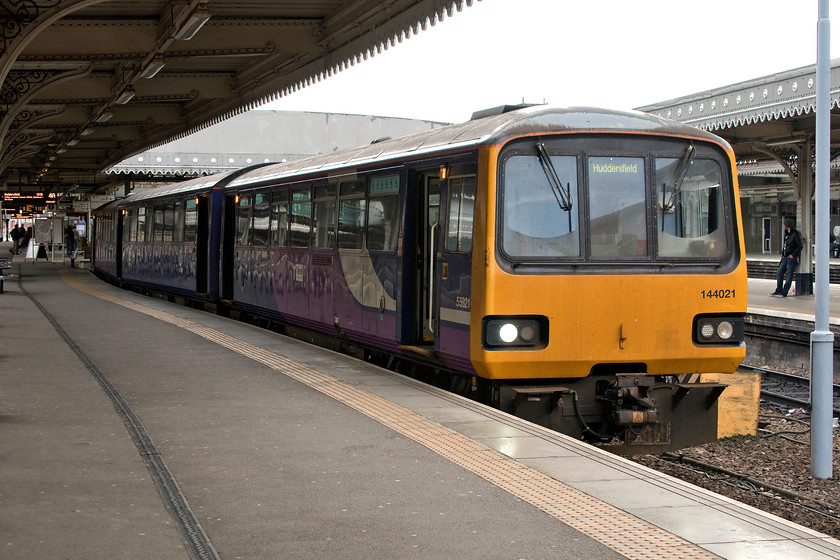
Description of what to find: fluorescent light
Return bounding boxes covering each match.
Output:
[115,87,135,104]
[96,111,113,123]
[173,5,210,40]
[80,127,94,136]
[66,138,79,146]
[139,56,165,78]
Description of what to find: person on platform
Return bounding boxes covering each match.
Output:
[771,218,803,298]
[9,224,20,254]
[64,223,76,254]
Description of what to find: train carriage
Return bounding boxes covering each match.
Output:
[94,105,751,454]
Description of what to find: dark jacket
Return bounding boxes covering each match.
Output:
[782,228,803,260]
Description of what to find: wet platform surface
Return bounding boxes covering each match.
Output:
[1,247,838,560]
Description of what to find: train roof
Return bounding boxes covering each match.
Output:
[101,106,732,211]
[110,168,244,208]
[226,105,731,189]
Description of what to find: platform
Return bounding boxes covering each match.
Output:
[1,244,839,559]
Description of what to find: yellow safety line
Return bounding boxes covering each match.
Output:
[61,271,719,560]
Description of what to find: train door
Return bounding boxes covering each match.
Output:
[115,210,124,279]
[221,194,236,301]
[195,196,209,294]
[412,172,441,347]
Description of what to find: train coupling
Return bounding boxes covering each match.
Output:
[601,374,659,426]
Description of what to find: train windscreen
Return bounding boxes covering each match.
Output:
[499,137,733,264]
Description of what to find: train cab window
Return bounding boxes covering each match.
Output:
[338,181,366,250]
[236,194,253,246]
[153,206,165,242]
[312,184,337,248]
[184,199,197,243]
[367,175,400,252]
[270,190,289,247]
[252,192,270,247]
[588,156,647,258]
[173,201,185,242]
[137,207,146,242]
[290,188,311,247]
[446,175,476,254]
[655,157,727,259]
[501,153,580,258]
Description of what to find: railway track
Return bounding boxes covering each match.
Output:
[739,363,840,417]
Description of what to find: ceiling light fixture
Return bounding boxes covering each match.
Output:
[173,5,211,40]
[115,87,135,104]
[139,56,166,79]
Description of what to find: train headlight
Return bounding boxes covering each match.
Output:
[716,321,734,340]
[483,316,548,350]
[694,315,744,345]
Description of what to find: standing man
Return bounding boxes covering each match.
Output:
[9,224,20,254]
[772,218,803,298]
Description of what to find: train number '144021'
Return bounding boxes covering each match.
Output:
[701,289,735,299]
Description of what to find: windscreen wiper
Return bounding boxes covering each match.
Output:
[535,141,573,212]
[661,144,695,230]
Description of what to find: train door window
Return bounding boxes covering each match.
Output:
[290,188,311,247]
[501,153,580,258]
[445,174,476,253]
[367,175,400,252]
[173,200,185,242]
[270,190,289,247]
[137,207,146,242]
[655,157,727,259]
[184,199,198,243]
[153,206,165,242]
[312,184,337,248]
[588,156,647,258]
[338,181,366,250]
[252,191,270,247]
[236,193,253,246]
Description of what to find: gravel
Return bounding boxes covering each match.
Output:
[630,408,840,539]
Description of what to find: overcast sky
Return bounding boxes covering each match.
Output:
[260,0,839,123]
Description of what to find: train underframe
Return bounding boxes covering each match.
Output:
[489,373,727,455]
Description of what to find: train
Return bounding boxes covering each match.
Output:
[92,105,752,454]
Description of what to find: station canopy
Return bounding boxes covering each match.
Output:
[1,0,476,206]
[638,60,840,199]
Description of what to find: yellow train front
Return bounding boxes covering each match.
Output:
[468,108,750,454]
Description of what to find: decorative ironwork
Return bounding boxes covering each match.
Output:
[0,0,62,54]
[1,69,64,110]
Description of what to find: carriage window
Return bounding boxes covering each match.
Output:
[270,190,289,247]
[313,184,337,248]
[252,192,270,247]
[137,207,146,242]
[290,188,311,247]
[446,175,476,253]
[163,203,175,242]
[367,175,400,252]
[153,206,165,242]
[655,157,727,259]
[502,153,579,257]
[184,199,197,243]
[173,200,185,242]
[236,194,252,246]
[589,157,646,258]
[338,181,366,249]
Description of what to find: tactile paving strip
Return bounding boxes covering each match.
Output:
[62,272,720,560]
